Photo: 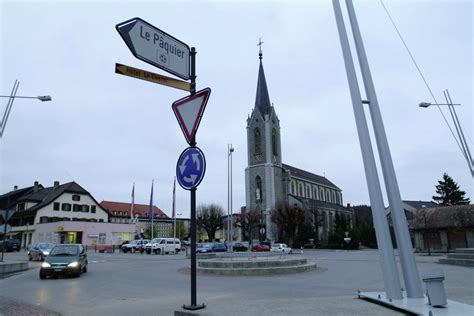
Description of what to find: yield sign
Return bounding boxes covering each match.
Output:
[172,88,211,145]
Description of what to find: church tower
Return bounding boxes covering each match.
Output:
[245,47,286,241]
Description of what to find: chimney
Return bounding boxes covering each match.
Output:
[34,181,39,192]
[54,181,60,189]
[13,185,18,191]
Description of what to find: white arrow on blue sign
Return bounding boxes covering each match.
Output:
[176,147,206,190]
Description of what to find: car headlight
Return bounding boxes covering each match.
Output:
[68,261,79,268]
[42,262,51,268]
[43,251,49,256]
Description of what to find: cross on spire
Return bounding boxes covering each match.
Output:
[257,37,264,59]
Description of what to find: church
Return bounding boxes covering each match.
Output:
[244,49,352,244]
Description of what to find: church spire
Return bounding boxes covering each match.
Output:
[255,38,271,115]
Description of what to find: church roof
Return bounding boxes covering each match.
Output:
[283,163,341,190]
[255,57,272,116]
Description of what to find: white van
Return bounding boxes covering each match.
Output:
[148,238,181,254]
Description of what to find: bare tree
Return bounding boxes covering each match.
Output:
[235,208,260,242]
[196,204,224,241]
[271,203,305,247]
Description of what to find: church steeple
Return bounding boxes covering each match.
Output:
[255,39,271,116]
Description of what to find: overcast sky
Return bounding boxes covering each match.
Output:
[1,0,472,218]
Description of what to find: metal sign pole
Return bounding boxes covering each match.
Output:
[1,209,9,262]
[183,46,205,311]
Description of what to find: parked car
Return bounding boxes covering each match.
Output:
[271,243,292,254]
[0,238,21,252]
[251,243,271,252]
[39,244,88,279]
[154,238,181,254]
[233,242,248,252]
[28,243,55,261]
[144,238,163,254]
[196,242,227,253]
[121,239,149,253]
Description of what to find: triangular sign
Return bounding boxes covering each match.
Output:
[172,88,211,145]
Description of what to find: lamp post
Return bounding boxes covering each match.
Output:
[419,90,473,177]
[1,80,52,138]
[227,144,234,251]
[176,213,183,240]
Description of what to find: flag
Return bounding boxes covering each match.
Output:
[130,183,135,220]
[172,177,176,219]
[149,180,154,220]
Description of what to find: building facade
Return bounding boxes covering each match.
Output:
[245,52,351,243]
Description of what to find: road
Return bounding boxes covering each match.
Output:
[0,249,473,315]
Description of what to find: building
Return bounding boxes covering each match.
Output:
[410,204,474,252]
[244,51,351,243]
[2,181,134,247]
[100,201,188,239]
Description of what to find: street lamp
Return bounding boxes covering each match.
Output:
[1,80,52,138]
[227,144,234,251]
[420,89,473,177]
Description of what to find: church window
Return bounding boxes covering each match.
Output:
[314,187,319,200]
[326,190,331,203]
[332,192,336,205]
[291,181,296,195]
[255,176,262,203]
[299,183,303,197]
[320,188,325,201]
[254,128,261,153]
[306,186,311,199]
[272,129,278,156]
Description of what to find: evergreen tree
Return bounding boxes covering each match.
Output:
[432,173,470,206]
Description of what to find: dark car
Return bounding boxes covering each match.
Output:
[39,244,88,279]
[0,238,21,252]
[233,242,248,252]
[196,242,227,253]
[28,243,55,261]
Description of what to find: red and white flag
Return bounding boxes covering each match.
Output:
[172,177,176,219]
[130,183,135,220]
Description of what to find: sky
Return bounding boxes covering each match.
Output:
[0,0,472,219]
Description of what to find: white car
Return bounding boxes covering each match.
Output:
[271,243,292,254]
[145,238,181,254]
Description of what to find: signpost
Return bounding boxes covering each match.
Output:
[116,17,190,80]
[116,17,207,311]
[115,63,191,91]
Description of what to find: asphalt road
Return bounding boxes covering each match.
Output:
[1,249,473,315]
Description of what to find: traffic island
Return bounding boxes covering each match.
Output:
[0,260,28,276]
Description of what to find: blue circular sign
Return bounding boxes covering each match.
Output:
[176,146,206,190]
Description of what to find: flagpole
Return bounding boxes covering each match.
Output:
[173,177,177,242]
[150,180,154,240]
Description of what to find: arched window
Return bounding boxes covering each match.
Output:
[332,192,336,205]
[320,188,325,201]
[272,128,277,156]
[314,187,319,200]
[306,186,311,199]
[255,176,262,203]
[254,128,261,153]
[326,190,331,203]
[291,181,296,195]
[299,183,303,196]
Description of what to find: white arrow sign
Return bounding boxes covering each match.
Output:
[172,88,211,145]
[116,17,190,80]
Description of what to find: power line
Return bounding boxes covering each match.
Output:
[380,0,465,156]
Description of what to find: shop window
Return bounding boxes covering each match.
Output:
[53,202,60,211]
[62,203,71,211]
[99,233,106,244]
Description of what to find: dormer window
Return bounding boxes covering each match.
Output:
[72,195,80,201]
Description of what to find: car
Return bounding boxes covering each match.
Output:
[0,238,21,252]
[39,244,88,279]
[233,242,248,252]
[153,238,181,255]
[271,243,292,254]
[196,242,227,253]
[144,238,163,254]
[251,243,271,252]
[121,239,150,253]
[28,243,55,261]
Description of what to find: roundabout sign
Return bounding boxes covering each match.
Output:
[176,146,206,190]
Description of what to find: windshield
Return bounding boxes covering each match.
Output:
[38,243,54,249]
[50,245,79,256]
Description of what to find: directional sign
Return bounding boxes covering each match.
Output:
[116,17,190,80]
[176,147,206,190]
[172,88,211,145]
[115,63,191,91]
